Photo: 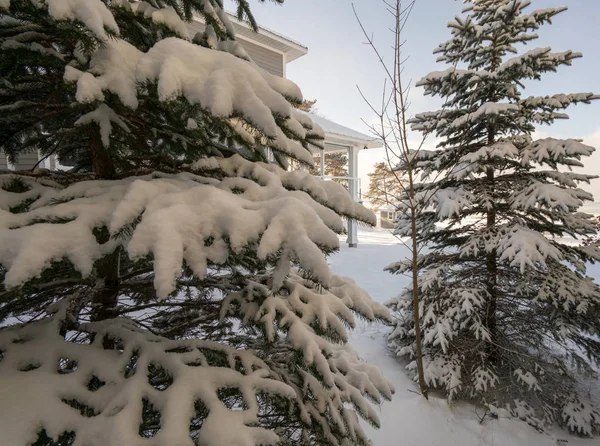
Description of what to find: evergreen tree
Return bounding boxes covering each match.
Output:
[386,0,600,435]
[364,161,407,207]
[296,98,317,112]
[0,1,393,445]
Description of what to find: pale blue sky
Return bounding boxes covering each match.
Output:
[227,0,600,195]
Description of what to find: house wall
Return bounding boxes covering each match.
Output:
[13,150,40,171]
[0,150,56,171]
[376,210,397,229]
[238,38,284,77]
[188,21,284,77]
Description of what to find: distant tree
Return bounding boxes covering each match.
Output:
[296,98,317,112]
[364,162,407,207]
[309,152,348,187]
[324,152,348,179]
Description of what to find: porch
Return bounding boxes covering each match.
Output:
[305,113,381,247]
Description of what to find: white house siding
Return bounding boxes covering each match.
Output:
[0,149,51,171]
[378,210,397,229]
[13,150,40,170]
[238,39,283,77]
[188,21,284,77]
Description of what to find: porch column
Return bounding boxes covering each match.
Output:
[346,145,359,248]
[320,149,325,177]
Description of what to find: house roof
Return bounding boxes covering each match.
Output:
[375,203,398,212]
[228,13,308,62]
[304,112,381,148]
[194,12,308,63]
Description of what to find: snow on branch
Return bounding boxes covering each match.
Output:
[522,138,596,167]
[431,187,474,219]
[453,141,520,178]
[221,271,391,386]
[49,3,320,161]
[562,399,600,437]
[16,0,121,40]
[528,6,569,24]
[520,93,599,124]
[0,160,390,445]
[0,156,375,297]
[64,39,143,109]
[510,180,593,213]
[0,304,295,446]
[193,156,375,225]
[131,2,190,39]
[75,104,130,148]
[135,38,314,163]
[415,67,488,91]
[497,47,583,79]
[497,225,562,273]
[0,175,61,211]
[449,103,518,130]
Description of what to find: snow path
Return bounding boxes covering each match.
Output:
[328,227,596,446]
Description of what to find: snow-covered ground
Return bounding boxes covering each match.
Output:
[329,227,598,446]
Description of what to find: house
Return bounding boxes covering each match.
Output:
[1,12,380,246]
[303,113,380,245]
[372,204,400,229]
[0,147,55,171]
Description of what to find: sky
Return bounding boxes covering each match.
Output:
[226,0,600,197]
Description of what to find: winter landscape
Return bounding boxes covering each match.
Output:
[332,226,600,446]
[0,1,599,446]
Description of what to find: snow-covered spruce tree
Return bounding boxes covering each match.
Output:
[386,0,600,435]
[0,1,393,445]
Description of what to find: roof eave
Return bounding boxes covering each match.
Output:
[225,12,308,61]
[285,46,308,63]
[324,133,382,149]
[193,14,308,61]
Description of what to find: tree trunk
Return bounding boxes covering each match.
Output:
[485,44,500,365]
[89,125,116,179]
[409,168,428,399]
[91,248,120,323]
[88,125,120,333]
[485,160,498,364]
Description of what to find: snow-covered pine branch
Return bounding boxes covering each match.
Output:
[0,153,389,445]
[0,0,323,175]
[0,1,392,445]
